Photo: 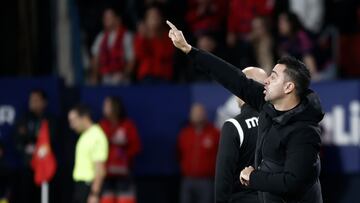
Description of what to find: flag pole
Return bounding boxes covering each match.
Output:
[41,182,49,203]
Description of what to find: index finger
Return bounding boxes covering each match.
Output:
[166,20,178,30]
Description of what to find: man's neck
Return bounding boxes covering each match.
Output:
[273,95,300,111]
[83,120,93,131]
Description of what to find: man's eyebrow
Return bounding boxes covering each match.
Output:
[271,70,278,76]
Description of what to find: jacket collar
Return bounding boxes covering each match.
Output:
[263,98,308,126]
[262,89,324,126]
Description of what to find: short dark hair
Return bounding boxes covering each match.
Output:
[278,56,311,98]
[30,89,47,101]
[71,104,92,119]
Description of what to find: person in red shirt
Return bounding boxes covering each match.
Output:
[225,0,274,68]
[177,103,220,203]
[91,8,135,85]
[134,4,175,83]
[99,96,141,203]
[185,0,228,37]
[227,0,274,46]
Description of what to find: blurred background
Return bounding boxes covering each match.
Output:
[0,0,359,202]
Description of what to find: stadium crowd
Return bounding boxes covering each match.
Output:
[76,0,359,85]
[0,0,359,203]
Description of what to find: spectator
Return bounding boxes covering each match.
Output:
[134,4,175,83]
[277,12,318,79]
[68,104,108,203]
[249,16,274,74]
[312,27,337,81]
[197,33,217,53]
[90,8,135,85]
[13,90,57,203]
[185,0,227,37]
[227,0,273,46]
[177,103,220,203]
[191,32,221,81]
[226,0,273,68]
[99,96,141,203]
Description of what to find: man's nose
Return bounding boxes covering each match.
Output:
[264,78,270,85]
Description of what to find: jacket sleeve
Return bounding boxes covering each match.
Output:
[188,47,266,111]
[215,122,240,203]
[249,127,321,195]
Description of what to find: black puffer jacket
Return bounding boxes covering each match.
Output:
[188,47,324,203]
[252,90,323,203]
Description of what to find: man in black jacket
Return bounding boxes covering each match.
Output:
[13,89,58,203]
[215,67,267,203]
[167,21,324,203]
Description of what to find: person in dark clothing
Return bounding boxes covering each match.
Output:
[13,89,57,203]
[215,67,267,203]
[167,21,324,203]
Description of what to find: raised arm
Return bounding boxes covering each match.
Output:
[167,20,265,111]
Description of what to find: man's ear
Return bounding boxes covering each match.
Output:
[284,81,295,94]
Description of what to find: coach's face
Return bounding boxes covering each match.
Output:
[264,64,289,103]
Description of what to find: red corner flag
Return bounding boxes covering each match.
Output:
[31,120,57,185]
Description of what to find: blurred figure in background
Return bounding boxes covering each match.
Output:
[68,105,108,203]
[226,0,274,68]
[99,96,141,203]
[197,33,217,53]
[249,16,274,74]
[177,103,220,203]
[191,32,220,81]
[90,8,135,85]
[311,27,338,81]
[185,0,227,37]
[13,90,57,203]
[134,4,175,83]
[227,0,273,43]
[277,12,318,79]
